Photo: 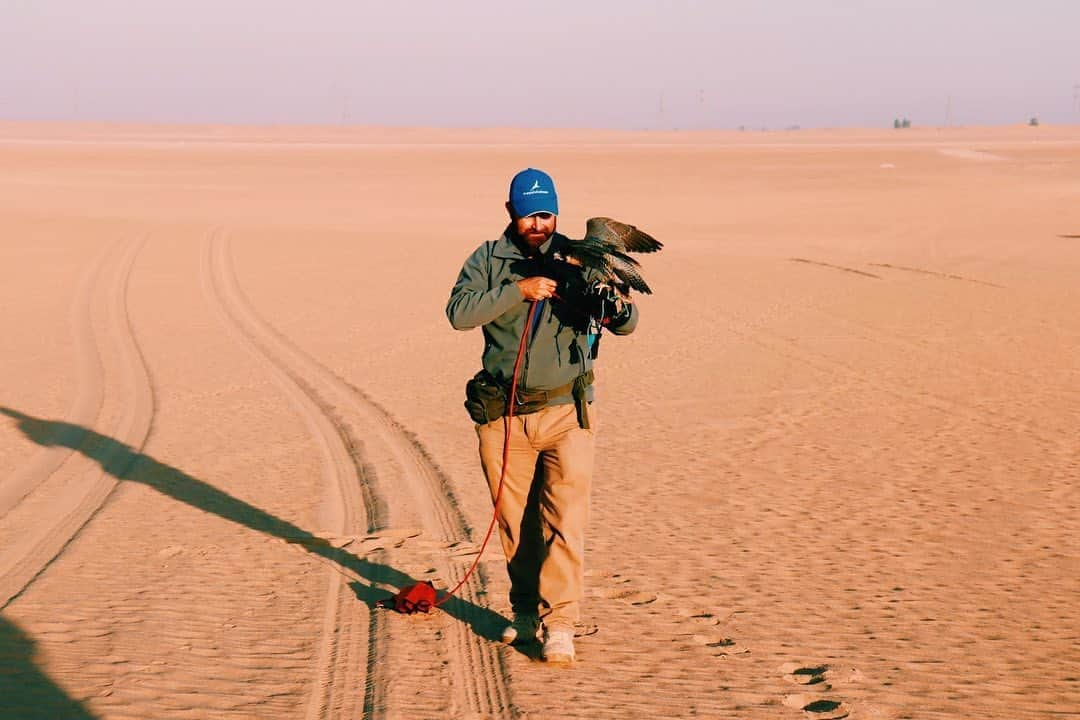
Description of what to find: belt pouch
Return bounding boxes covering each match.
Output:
[572,374,590,429]
[464,370,507,424]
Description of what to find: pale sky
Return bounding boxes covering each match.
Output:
[1,0,1077,129]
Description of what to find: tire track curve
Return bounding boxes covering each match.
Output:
[202,229,383,720]
[211,231,516,719]
[0,237,154,609]
[0,242,108,518]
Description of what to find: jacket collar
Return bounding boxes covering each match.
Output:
[492,225,564,260]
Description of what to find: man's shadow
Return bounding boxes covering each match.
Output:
[0,407,518,650]
[0,614,98,719]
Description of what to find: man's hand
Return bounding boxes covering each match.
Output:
[517,276,558,301]
[584,281,631,324]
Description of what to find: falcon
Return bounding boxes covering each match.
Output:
[555,217,663,295]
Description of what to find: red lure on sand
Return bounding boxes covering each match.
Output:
[377,581,437,614]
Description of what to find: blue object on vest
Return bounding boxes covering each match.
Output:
[530,299,546,341]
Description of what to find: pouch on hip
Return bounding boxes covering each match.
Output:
[464,370,507,424]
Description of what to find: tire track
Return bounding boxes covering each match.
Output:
[790,258,881,279]
[868,262,1004,288]
[0,242,107,518]
[210,231,516,719]
[0,237,154,609]
[201,229,380,720]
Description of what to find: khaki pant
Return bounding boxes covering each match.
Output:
[476,402,596,631]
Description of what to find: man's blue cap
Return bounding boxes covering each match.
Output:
[508,168,559,218]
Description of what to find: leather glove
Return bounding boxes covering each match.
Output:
[584,281,631,325]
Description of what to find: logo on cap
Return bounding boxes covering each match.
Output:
[522,180,549,196]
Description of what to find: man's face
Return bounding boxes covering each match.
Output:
[511,211,557,250]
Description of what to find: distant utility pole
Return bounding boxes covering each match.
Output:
[1074,83,1079,115]
[698,88,705,128]
[658,91,665,129]
[945,93,952,127]
[341,92,352,125]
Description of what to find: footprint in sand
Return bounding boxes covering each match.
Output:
[587,570,659,605]
[574,622,600,638]
[680,607,737,626]
[587,573,751,655]
[780,662,832,690]
[593,587,659,605]
[779,663,850,719]
[782,695,850,720]
[675,607,750,657]
[585,569,632,585]
[689,633,749,656]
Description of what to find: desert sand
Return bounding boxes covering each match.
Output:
[1,122,1077,720]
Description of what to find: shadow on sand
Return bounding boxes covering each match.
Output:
[0,406,517,650]
[0,614,98,719]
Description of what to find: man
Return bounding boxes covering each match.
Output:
[446,168,638,663]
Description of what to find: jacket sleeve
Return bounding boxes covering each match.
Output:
[446,243,524,330]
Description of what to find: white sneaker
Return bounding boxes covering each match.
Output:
[542,627,576,663]
[501,614,540,645]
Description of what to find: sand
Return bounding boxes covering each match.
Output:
[1,122,1078,720]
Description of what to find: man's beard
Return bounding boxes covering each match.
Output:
[513,224,555,250]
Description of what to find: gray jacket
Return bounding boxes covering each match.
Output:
[446,227,638,405]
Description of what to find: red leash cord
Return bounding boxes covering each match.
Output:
[434,300,538,607]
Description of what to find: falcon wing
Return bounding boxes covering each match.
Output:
[562,234,654,295]
[561,234,621,274]
[585,217,663,254]
[607,253,653,294]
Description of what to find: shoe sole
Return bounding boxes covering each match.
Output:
[501,629,540,645]
[543,652,575,664]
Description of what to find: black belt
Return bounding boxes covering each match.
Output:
[512,370,595,428]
